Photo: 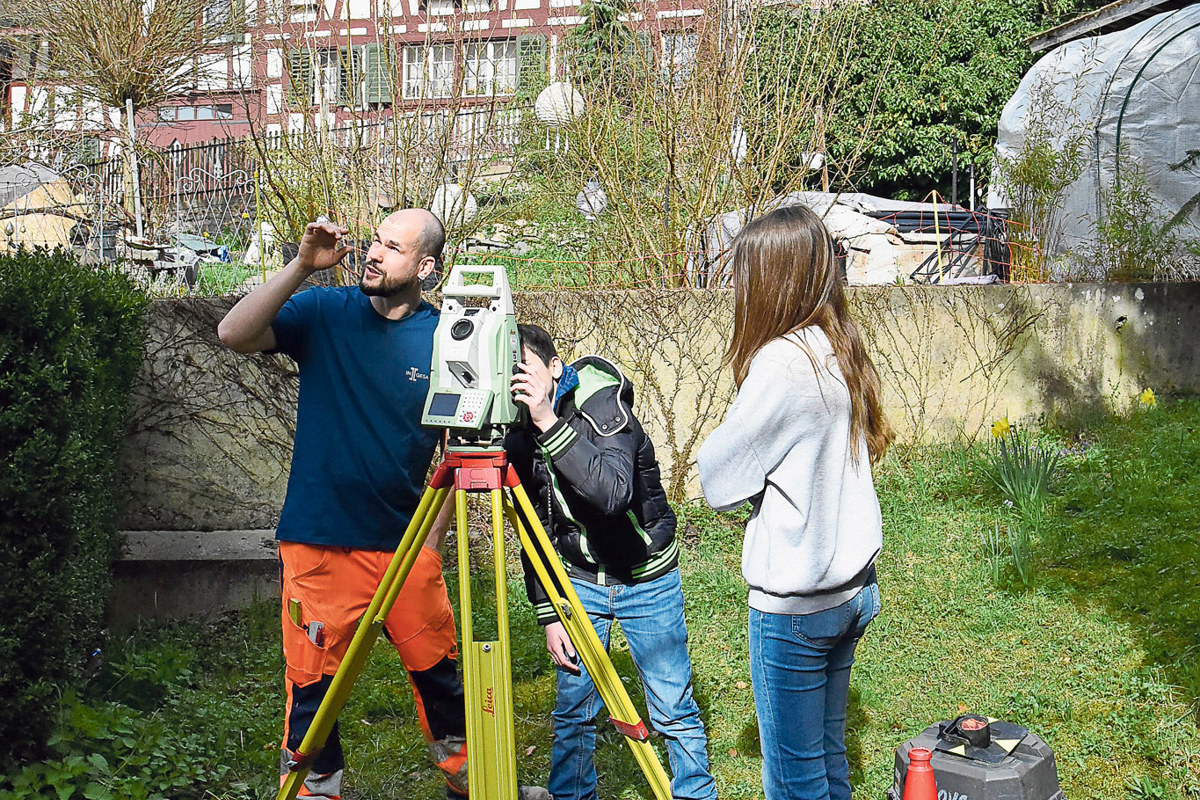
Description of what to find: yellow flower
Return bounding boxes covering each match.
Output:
[1139,388,1157,409]
[991,417,1011,439]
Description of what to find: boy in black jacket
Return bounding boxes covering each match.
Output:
[508,324,716,800]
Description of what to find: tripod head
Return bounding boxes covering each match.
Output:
[421,263,522,448]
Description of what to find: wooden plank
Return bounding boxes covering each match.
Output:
[1026,0,1176,52]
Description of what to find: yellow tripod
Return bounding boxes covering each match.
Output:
[277,444,673,800]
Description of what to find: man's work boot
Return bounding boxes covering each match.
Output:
[431,736,469,798]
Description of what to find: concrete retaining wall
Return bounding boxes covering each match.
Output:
[113,283,1200,621]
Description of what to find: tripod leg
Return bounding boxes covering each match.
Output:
[457,487,519,800]
[503,487,673,800]
[278,484,452,800]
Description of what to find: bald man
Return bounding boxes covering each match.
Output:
[219,210,469,800]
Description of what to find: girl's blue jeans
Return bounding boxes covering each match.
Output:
[549,568,717,800]
[749,576,881,800]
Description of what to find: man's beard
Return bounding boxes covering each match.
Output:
[359,264,417,297]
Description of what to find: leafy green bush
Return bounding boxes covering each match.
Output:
[0,603,281,799]
[756,0,1111,200]
[1,693,229,800]
[0,247,148,767]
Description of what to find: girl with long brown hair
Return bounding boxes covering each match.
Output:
[697,204,894,800]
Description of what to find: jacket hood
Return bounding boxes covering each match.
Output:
[566,355,633,437]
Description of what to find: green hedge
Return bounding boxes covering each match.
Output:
[0,248,148,766]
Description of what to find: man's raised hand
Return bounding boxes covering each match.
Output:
[296,220,354,274]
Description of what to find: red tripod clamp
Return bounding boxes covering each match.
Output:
[429,450,522,492]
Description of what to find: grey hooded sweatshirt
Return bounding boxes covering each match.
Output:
[696,327,882,615]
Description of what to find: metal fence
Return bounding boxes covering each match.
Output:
[78,104,526,251]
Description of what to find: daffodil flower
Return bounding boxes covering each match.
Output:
[1139,388,1157,409]
[991,417,1011,439]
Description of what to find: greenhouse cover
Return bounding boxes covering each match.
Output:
[989,6,1200,276]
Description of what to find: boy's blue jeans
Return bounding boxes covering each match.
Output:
[549,568,717,800]
[749,577,881,800]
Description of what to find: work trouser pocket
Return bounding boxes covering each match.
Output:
[280,543,337,687]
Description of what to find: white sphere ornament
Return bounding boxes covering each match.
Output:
[535,82,585,128]
[430,183,478,227]
[575,179,608,220]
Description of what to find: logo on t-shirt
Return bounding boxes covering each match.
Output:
[406,366,429,382]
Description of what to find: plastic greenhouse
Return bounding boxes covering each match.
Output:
[989,5,1200,277]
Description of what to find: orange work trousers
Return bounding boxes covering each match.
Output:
[279,542,466,798]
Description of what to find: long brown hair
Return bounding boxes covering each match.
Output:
[724,204,894,463]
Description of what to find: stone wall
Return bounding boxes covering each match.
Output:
[112,283,1200,619]
[118,283,1200,534]
[121,298,296,532]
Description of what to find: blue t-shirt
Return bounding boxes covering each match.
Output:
[270,287,440,550]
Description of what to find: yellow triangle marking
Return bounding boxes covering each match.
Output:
[995,739,1020,752]
[947,745,967,756]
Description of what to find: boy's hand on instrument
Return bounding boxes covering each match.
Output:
[511,362,557,432]
[545,621,580,674]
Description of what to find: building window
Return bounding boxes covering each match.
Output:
[78,136,102,164]
[464,40,517,97]
[204,0,239,41]
[403,43,455,99]
[158,103,236,122]
[421,0,457,14]
[316,48,342,107]
[287,47,366,109]
[204,0,233,26]
[29,40,52,75]
[286,0,318,24]
[661,32,698,83]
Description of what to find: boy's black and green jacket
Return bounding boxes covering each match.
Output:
[506,355,679,625]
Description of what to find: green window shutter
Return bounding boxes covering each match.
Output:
[363,43,380,103]
[516,34,547,96]
[287,49,314,108]
[364,42,396,104]
[337,46,362,107]
[338,47,350,107]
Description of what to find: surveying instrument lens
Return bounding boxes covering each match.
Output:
[276,263,673,800]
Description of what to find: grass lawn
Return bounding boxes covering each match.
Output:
[5,400,1198,799]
